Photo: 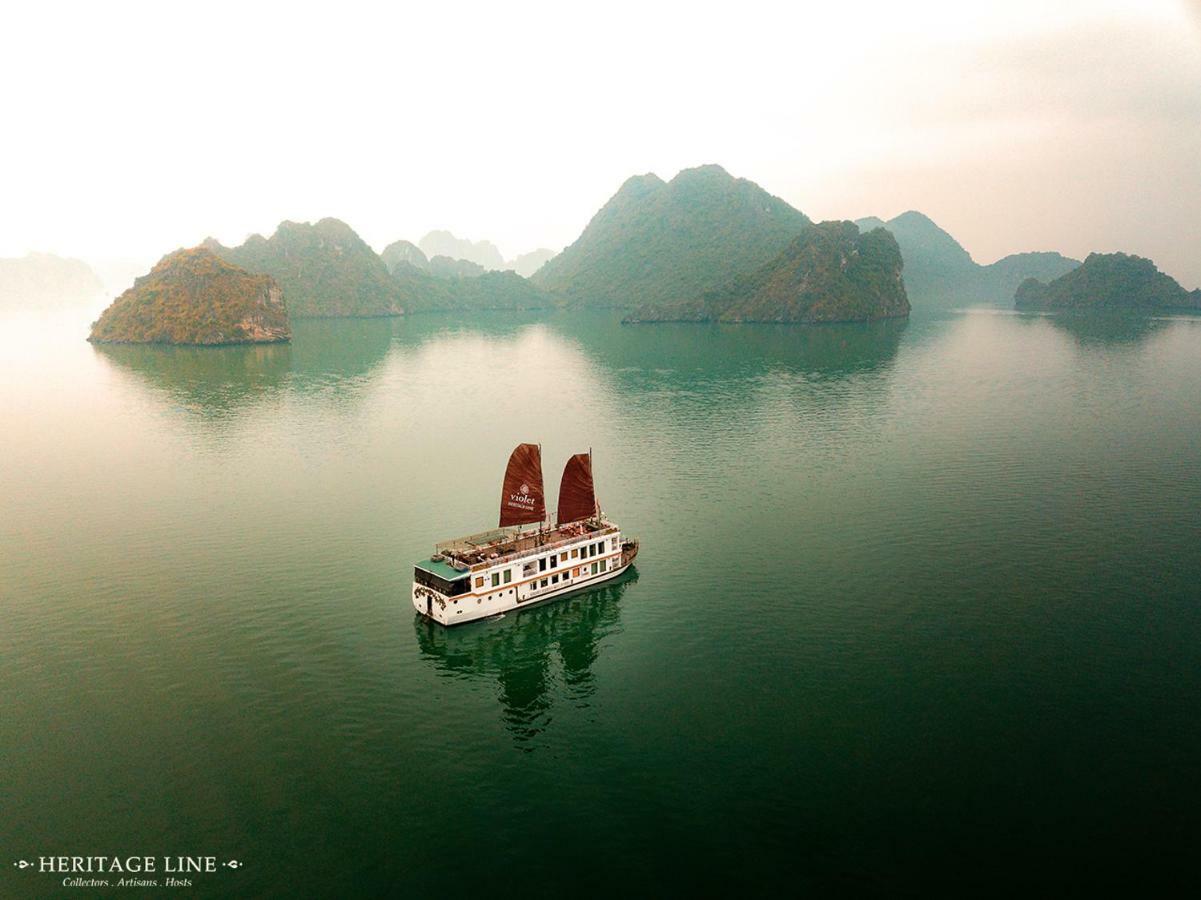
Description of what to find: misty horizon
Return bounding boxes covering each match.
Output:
[3,1,1199,289]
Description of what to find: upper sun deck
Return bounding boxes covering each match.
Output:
[431,518,618,573]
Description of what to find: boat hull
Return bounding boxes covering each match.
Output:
[413,559,634,627]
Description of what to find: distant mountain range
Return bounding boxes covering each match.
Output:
[405,231,557,278]
[508,248,557,278]
[380,240,428,274]
[533,165,1076,316]
[419,230,506,270]
[854,212,1080,307]
[1015,252,1201,312]
[625,220,909,324]
[89,247,289,345]
[82,163,1194,341]
[534,164,812,309]
[0,252,104,306]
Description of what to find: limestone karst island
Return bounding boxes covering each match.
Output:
[85,164,1198,347]
[88,247,290,345]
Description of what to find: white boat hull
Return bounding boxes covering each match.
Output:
[414,558,632,626]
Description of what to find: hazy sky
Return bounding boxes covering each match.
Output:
[4,1,1199,286]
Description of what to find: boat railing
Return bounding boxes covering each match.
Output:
[456,522,619,571]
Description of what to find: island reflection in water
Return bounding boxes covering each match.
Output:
[414,572,635,748]
[91,340,294,420]
[1040,311,1175,347]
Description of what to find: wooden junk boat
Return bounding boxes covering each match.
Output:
[412,444,639,626]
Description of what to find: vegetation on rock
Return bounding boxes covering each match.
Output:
[534,164,811,309]
[89,247,290,345]
[206,219,405,317]
[428,255,486,279]
[624,221,909,324]
[1015,252,1201,312]
[396,265,553,313]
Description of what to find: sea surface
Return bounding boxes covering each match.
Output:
[2,304,1200,895]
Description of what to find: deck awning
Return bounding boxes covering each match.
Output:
[414,558,473,581]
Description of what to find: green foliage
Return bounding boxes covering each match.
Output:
[1015,252,1201,311]
[533,164,812,309]
[427,255,486,279]
[625,221,910,324]
[89,247,290,345]
[395,265,556,313]
[207,219,404,318]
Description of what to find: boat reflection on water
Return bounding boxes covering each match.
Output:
[414,571,637,748]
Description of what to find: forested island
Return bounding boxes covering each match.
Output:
[89,247,290,345]
[1015,252,1201,312]
[624,221,909,324]
[81,164,1199,346]
[204,219,405,318]
[533,164,811,310]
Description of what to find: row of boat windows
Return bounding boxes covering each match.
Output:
[476,537,618,589]
[471,558,611,600]
[534,559,608,590]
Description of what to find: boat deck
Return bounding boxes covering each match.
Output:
[433,519,616,571]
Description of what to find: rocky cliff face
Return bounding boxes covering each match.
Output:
[89,247,290,345]
[1015,252,1201,312]
[625,221,909,324]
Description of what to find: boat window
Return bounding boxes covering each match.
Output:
[491,573,500,588]
[552,574,559,584]
[600,559,607,572]
[549,555,557,568]
[560,552,567,562]
[475,576,484,588]
[591,562,598,575]
[415,568,469,596]
[503,570,512,584]
[539,557,547,572]
[571,548,579,558]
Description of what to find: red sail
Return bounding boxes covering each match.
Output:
[557,452,598,525]
[499,443,546,527]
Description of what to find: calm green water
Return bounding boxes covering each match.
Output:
[2,306,1200,895]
